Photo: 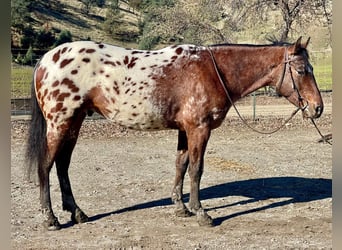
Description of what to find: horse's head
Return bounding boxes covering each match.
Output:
[275,37,323,119]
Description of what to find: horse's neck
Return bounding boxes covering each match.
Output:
[212,45,285,99]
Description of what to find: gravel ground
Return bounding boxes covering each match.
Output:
[11,95,332,249]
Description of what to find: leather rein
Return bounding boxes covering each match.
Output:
[206,46,331,144]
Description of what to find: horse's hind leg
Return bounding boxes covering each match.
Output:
[171,130,192,217]
[39,131,63,230]
[55,113,88,224]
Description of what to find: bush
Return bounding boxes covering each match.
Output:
[54,30,73,47]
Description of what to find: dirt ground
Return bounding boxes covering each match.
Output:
[11,97,332,249]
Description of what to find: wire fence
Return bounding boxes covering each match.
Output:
[11,49,332,117]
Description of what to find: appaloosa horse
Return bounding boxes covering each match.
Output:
[26,37,323,230]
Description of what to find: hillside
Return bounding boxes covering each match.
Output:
[13,0,141,49]
[12,0,331,51]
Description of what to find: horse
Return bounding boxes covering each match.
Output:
[26,37,323,230]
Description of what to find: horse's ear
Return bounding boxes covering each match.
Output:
[303,37,311,48]
[289,36,303,54]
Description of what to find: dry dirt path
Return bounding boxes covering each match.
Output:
[11,109,332,249]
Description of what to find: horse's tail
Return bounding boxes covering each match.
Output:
[25,66,47,183]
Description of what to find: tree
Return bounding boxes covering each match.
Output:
[11,0,31,29]
[229,0,332,42]
[54,30,73,47]
[79,0,97,14]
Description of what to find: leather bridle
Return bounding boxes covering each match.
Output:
[275,48,309,113]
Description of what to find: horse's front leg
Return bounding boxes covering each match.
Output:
[171,131,192,217]
[187,126,213,226]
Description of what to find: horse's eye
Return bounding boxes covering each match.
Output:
[296,70,305,75]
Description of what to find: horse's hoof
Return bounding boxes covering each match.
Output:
[72,208,89,224]
[44,219,61,231]
[196,211,214,227]
[175,207,193,217]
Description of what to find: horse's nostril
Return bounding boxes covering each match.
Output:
[315,105,323,116]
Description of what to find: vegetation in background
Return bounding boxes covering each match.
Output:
[11,0,332,97]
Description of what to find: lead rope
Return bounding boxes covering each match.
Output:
[207,46,301,135]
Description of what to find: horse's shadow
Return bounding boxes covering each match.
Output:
[61,176,331,228]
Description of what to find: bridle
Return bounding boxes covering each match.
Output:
[275,48,309,113]
[206,46,331,144]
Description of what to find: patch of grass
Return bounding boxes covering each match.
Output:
[310,51,332,91]
[11,65,33,98]
[312,62,332,91]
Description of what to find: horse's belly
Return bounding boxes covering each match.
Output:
[105,99,166,130]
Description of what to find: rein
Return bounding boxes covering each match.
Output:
[206,46,329,140]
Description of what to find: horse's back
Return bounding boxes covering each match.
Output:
[34,41,201,130]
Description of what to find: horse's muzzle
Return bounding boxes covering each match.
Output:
[302,103,323,119]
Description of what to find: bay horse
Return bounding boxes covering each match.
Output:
[26,37,323,230]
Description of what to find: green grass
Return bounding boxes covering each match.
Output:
[11,65,33,98]
[312,62,332,91]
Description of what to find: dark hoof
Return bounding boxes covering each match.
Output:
[197,211,214,227]
[175,207,193,217]
[72,208,89,224]
[44,218,61,231]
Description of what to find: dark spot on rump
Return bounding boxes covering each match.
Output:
[61,78,79,92]
[93,72,96,76]
[125,88,130,94]
[50,102,63,113]
[111,98,115,103]
[82,58,91,63]
[139,86,144,90]
[34,66,46,92]
[104,61,116,66]
[105,54,112,57]
[71,70,78,75]
[98,44,105,49]
[60,58,74,68]
[100,70,104,74]
[123,56,129,65]
[167,63,173,67]
[144,54,150,57]
[105,87,110,92]
[123,102,128,105]
[163,60,169,63]
[141,67,146,70]
[51,89,60,98]
[171,45,177,49]
[175,47,183,55]
[127,57,139,69]
[47,113,53,120]
[79,48,86,53]
[171,55,178,61]
[57,92,71,101]
[152,52,158,55]
[132,50,143,54]
[116,61,121,65]
[105,74,110,78]
[113,86,120,95]
[52,80,60,87]
[44,72,49,80]
[61,47,68,54]
[132,113,138,116]
[53,50,61,63]
[73,95,81,101]
[86,49,96,53]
